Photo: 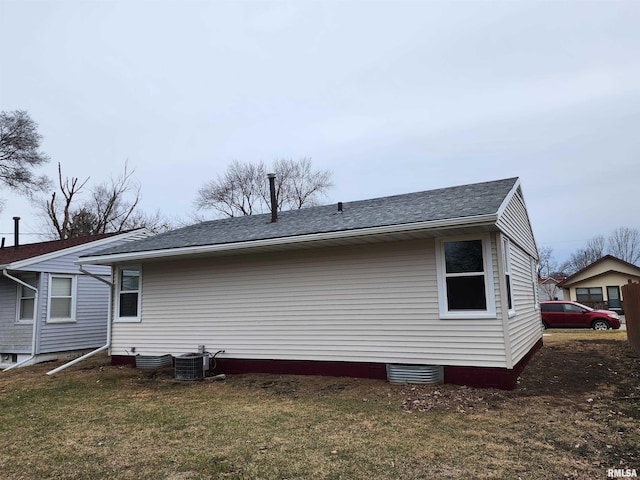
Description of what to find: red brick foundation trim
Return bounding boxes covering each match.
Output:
[210,358,388,379]
[110,338,543,389]
[444,338,543,390]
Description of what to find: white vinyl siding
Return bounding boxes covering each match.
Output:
[507,242,543,365]
[496,187,538,259]
[111,238,509,368]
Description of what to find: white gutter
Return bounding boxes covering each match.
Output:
[46,266,113,375]
[2,270,39,371]
[78,214,498,265]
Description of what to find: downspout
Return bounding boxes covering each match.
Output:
[2,269,39,371]
[46,266,113,375]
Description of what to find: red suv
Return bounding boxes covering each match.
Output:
[540,301,621,330]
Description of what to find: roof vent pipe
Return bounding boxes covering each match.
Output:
[268,173,277,223]
[13,216,20,250]
[338,202,343,213]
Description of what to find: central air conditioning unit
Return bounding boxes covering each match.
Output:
[174,353,206,381]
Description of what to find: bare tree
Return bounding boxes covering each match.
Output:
[196,158,333,218]
[43,162,172,239]
[0,110,51,201]
[608,227,640,265]
[537,246,567,300]
[563,235,607,274]
[45,163,90,238]
[538,278,562,301]
[272,158,333,210]
[537,246,554,279]
[86,162,141,233]
[196,160,267,217]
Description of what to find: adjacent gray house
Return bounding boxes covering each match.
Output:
[0,229,150,369]
[79,177,542,389]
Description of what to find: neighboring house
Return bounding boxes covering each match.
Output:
[538,277,566,301]
[559,255,640,312]
[0,229,150,369]
[79,177,542,389]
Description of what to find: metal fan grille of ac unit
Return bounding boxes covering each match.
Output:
[175,353,205,381]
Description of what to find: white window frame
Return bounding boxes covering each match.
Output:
[15,274,37,324]
[502,237,516,318]
[115,265,142,323]
[435,233,496,319]
[531,258,540,309]
[47,274,77,324]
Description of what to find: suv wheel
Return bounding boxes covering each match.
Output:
[592,319,610,331]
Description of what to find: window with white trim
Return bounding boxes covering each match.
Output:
[48,275,76,323]
[531,258,540,309]
[116,267,141,321]
[436,235,496,318]
[502,237,515,315]
[16,274,37,323]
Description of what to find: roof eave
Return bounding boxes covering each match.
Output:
[4,229,153,271]
[77,214,499,265]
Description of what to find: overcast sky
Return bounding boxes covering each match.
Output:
[1,0,638,262]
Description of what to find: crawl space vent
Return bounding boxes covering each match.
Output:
[386,364,444,385]
[175,353,205,381]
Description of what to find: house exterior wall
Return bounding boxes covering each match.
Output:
[111,237,519,369]
[37,274,109,354]
[0,277,32,353]
[563,272,640,303]
[564,258,640,285]
[507,240,543,366]
[496,187,537,259]
[1,232,146,359]
[24,247,112,276]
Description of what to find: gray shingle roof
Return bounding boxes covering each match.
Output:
[89,177,518,257]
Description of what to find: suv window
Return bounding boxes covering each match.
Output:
[563,304,583,313]
[541,303,563,313]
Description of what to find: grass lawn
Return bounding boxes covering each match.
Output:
[0,330,638,480]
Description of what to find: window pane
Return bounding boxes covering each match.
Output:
[589,288,603,301]
[506,274,512,310]
[20,299,34,320]
[564,304,583,313]
[446,275,487,310]
[51,277,72,297]
[576,287,603,302]
[444,240,484,273]
[542,303,563,312]
[121,269,139,291]
[21,286,35,299]
[51,298,72,318]
[119,292,138,317]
